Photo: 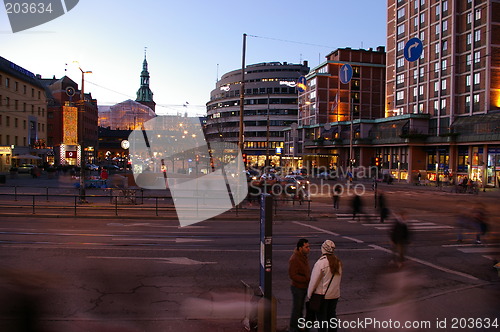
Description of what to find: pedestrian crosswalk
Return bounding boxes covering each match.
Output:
[442,244,500,261]
[335,213,454,232]
[335,213,500,264]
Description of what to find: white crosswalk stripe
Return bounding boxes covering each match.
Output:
[442,244,500,261]
[335,214,453,232]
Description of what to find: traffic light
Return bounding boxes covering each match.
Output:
[242,153,247,164]
[374,157,380,167]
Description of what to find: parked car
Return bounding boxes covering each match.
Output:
[318,171,337,180]
[85,164,99,171]
[102,164,120,171]
[18,164,36,174]
[281,177,309,198]
[285,174,310,184]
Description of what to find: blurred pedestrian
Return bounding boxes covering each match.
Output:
[100,168,109,180]
[331,184,341,210]
[390,211,411,267]
[352,194,363,221]
[307,240,342,332]
[470,203,488,244]
[288,239,311,332]
[378,191,389,223]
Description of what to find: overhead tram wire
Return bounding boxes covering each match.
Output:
[246,34,336,49]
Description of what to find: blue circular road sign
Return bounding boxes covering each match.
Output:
[297,76,307,93]
[339,63,353,84]
[404,37,423,62]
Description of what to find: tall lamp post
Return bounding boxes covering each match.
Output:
[238,33,247,155]
[76,64,92,203]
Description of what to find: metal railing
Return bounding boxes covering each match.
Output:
[0,186,313,217]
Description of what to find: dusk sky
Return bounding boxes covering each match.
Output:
[1,0,386,116]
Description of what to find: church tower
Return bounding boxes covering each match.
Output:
[135,50,156,112]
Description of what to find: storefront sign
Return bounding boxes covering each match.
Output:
[65,151,77,159]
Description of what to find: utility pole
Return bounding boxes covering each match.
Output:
[77,65,92,203]
[239,33,247,154]
[266,93,270,167]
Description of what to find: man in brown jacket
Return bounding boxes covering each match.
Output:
[288,238,311,332]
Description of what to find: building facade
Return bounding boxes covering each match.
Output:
[288,47,386,172]
[383,0,500,186]
[206,61,309,167]
[0,56,48,172]
[41,75,99,166]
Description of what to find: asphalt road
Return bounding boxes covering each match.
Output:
[0,180,499,331]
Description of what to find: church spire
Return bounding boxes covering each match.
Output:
[136,48,156,112]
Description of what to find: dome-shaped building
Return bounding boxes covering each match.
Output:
[99,99,156,130]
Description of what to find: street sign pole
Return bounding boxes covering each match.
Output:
[259,193,273,332]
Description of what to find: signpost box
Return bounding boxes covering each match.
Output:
[259,194,275,332]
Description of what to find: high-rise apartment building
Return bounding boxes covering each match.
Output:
[387,0,499,128]
[383,0,500,186]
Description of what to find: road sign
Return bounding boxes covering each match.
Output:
[297,76,307,93]
[404,37,423,62]
[339,64,353,84]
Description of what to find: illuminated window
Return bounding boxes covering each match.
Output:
[397,74,405,84]
[397,41,405,51]
[397,8,405,19]
[474,29,481,42]
[474,51,481,63]
[442,20,448,32]
[441,59,447,71]
[475,9,481,20]
[397,24,405,35]
[474,73,480,85]
[466,54,472,66]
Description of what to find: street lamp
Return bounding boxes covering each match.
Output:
[74,63,92,203]
[349,100,354,174]
[238,33,247,154]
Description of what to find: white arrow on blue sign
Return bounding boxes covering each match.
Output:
[339,64,353,84]
[404,37,423,62]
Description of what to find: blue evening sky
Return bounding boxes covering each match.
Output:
[0,0,386,116]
